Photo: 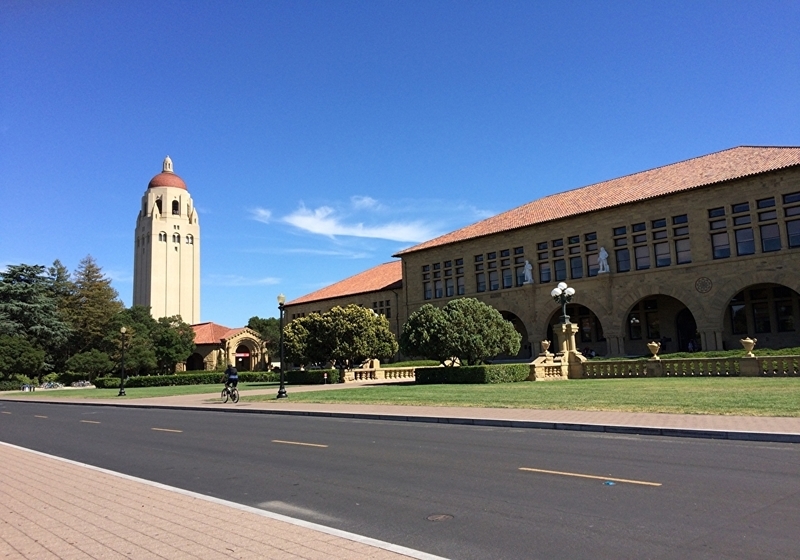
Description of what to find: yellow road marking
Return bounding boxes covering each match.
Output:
[80,420,101,424]
[34,415,47,419]
[272,439,328,448]
[519,467,662,487]
[151,428,183,433]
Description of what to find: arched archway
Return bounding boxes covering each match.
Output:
[186,353,205,371]
[546,304,606,357]
[722,283,800,350]
[497,311,531,360]
[624,295,697,356]
[235,344,252,371]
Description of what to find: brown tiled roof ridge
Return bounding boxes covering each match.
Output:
[287,260,403,306]
[394,145,800,256]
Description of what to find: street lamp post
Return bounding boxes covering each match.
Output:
[550,282,576,324]
[277,293,288,399]
[118,326,127,397]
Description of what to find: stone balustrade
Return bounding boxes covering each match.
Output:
[347,367,417,382]
[583,361,648,378]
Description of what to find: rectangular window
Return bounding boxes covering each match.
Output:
[652,218,667,229]
[628,313,642,340]
[674,226,689,236]
[500,258,510,266]
[732,202,750,214]
[646,312,660,339]
[552,239,564,247]
[731,304,747,334]
[632,222,646,232]
[487,261,497,269]
[569,246,581,255]
[759,210,777,221]
[613,226,627,236]
[734,215,751,226]
[487,252,497,260]
[554,259,567,281]
[776,301,795,332]
[539,263,551,283]
[568,236,580,244]
[502,268,513,289]
[654,242,670,267]
[783,191,800,204]
[553,249,564,257]
[445,278,454,297]
[786,206,800,217]
[708,207,725,218]
[712,232,731,259]
[616,248,631,272]
[385,308,391,319]
[570,256,583,279]
[514,246,524,255]
[455,258,464,265]
[633,234,647,243]
[515,266,526,286]
[457,276,465,295]
[710,219,727,230]
[515,256,525,264]
[489,271,499,291]
[456,267,464,275]
[757,197,775,209]
[585,232,597,241]
[500,249,510,257]
[475,264,484,271]
[423,282,432,300]
[433,263,441,270]
[787,220,800,248]
[587,253,599,277]
[673,214,688,224]
[675,238,691,264]
[538,251,548,261]
[585,242,597,252]
[475,255,483,263]
[753,302,771,333]
[476,273,486,293]
[537,241,548,250]
[652,230,667,240]
[433,271,441,278]
[614,238,628,247]
[760,223,781,252]
[735,228,755,255]
[434,280,443,298]
[444,260,452,268]
[634,245,650,270]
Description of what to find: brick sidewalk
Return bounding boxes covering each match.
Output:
[0,442,442,560]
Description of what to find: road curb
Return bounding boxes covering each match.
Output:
[5,398,799,443]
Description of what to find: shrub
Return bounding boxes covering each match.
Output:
[0,380,21,391]
[285,369,339,385]
[93,371,280,389]
[415,364,529,384]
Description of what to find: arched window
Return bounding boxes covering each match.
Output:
[172,200,180,215]
[158,232,167,242]
[172,233,180,243]
[155,199,163,214]
[186,234,193,245]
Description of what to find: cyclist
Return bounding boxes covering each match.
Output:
[222,364,238,393]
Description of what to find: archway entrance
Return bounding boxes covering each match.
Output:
[235,344,252,371]
[546,304,605,357]
[723,284,800,350]
[186,353,205,371]
[497,311,531,360]
[676,308,699,352]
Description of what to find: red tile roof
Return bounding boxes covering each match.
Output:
[287,261,403,306]
[191,322,245,345]
[395,146,800,256]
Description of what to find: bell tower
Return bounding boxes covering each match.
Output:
[133,156,200,324]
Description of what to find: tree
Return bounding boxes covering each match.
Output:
[400,298,521,366]
[108,306,159,375]
[46,260,76,371]
[0,264,70,374]
[283,305,398,369]
[0,335,46,379]
[65,349,114,380]
[66,256,123,355]
[247,316,280,358]
[151,315,196,374]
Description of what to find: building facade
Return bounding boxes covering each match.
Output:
[133,156,201,324]
[186,322,266,371]
[286,147,800,358]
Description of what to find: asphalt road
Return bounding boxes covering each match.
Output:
[2,400,799,559]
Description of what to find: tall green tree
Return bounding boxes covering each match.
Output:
[152,315,195,374]
[247,316,280,358]
[0,264,70,374]
[65,349,114,381]
[400,298,521,366]
[0,335,46,379]
[108,306,159,375]
[46,259,75,372]
[67,256,123,355]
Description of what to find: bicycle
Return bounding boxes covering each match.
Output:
[221,384,239,403]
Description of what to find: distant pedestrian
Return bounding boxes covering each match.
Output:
[687,341,694,352]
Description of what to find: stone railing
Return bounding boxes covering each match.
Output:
[347,367,416,382]
[583,361,649,378]
[661,357,740,376]
[756,356,800,376]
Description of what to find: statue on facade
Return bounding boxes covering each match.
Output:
[598,247,610,274]
[523,260,533,284]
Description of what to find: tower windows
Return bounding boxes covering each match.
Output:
[172,233,180,243]
[172,200,180,215]
[158,232,167,242]
[186,234,194,245]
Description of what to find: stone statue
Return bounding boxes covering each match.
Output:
[598,247,610,273]
[523,260,533,284]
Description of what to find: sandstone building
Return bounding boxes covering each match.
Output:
[133,156,201,324]
[286,146,800,357]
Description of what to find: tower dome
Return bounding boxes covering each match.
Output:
[148,156,187,189]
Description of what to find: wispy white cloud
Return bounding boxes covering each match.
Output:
[282,205,439,242]
[205,274,280,287]
[251,207,272,223]
[350,195,383,210]
[105,269,132,283]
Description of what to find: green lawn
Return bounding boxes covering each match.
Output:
[2,382,277,400]
[243,377,800,417]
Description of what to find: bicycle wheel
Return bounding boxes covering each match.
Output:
[231,387,239,403]
[221,388,229,403]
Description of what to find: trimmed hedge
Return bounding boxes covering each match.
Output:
[415,364,530,384]
[93,371,280,389]
[0,380,23,391]
[285,369,340,385]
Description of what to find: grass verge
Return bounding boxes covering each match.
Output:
[0,382,277,400]
[243,377,800,416]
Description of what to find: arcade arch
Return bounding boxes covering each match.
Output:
[497,311,531,360]
[546,304,605,357]
[623,295,698,355]
[722,283,799,350]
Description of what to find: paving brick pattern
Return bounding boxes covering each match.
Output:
[0,443,419,559]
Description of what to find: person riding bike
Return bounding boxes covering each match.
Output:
[222,364,238,391]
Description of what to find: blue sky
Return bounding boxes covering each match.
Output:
[2,1,799,326]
